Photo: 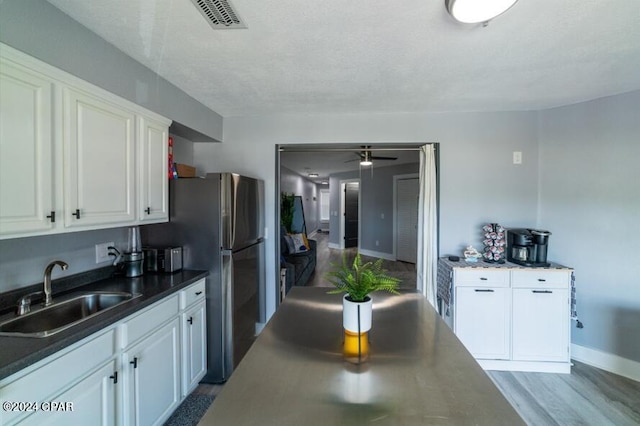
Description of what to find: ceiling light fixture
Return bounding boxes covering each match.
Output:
[308,173,319,178]
[445,0,519,24]
[360,151,373,167]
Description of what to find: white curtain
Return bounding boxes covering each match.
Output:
[417,145,438,306]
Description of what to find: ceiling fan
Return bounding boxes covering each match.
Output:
[345,146,398,165]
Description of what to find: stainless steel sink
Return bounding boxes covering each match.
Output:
[0,291,141,338]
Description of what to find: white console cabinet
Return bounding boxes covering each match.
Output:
[447,261,572,373]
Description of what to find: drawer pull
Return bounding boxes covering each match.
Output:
[72,209,81,219]
[187,316,193,325]
[537,278,547,282]
[110,371,118,384]
[532,290,553,294]
[475,289,494,292]
[479,277,488,281]
[195,291,203,296]
[130,357,138,369]
[145,207,151,215]
[46,211,56,223]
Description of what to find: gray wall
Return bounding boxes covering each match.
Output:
[194,110,539,320]
[327,162,420,255]
[279,167,320,234]
[538,90,640,362]
[0,0,223,141]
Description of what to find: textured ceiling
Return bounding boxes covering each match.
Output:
[46,0,640,117]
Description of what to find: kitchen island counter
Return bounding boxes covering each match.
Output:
[0,269,207,380]
[201,287,524,425]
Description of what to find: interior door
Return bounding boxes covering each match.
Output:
[344,182,359,248]
[396,178,419,263]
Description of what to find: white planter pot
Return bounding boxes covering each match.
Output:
[343,295,372,333]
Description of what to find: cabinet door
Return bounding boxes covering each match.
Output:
[512,288,569,362]
[124,318,180,426]
[138,116,168,222]
[19,360,117,426]
[182,301,207,397]
[0,60,55,236]
[63,87,135,227]
[454,287,510,359]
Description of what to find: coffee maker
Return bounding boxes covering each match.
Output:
[507,228,552,267]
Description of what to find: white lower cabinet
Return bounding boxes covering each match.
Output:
[123,318,181,426]
[452,266,572,373]
[22,360,118,426]
[455,287,510,360]
[0,279,207,426]
[512,288,569,362]
[182,301,207,397]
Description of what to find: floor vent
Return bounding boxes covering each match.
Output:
[190,0,247,29]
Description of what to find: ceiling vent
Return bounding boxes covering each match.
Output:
[190,0,247,29]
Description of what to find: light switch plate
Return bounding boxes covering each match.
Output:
[513,151,523,164]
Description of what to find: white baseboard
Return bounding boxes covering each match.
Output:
[308,230,317,238]
[328,242,341,249]
[479,359,571,374]
[255,322,266,336]
[358,248,395,261]
[571,343,640,382]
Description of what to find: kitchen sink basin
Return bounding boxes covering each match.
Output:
[0,291,141,338]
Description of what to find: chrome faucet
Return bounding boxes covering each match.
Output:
[43,260,68,307]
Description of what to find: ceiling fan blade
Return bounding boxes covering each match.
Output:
[370,156,397,160]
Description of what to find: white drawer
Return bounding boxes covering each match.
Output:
[180,279,206,309]
[0,328,116,425]
[511,270,570,289]
[122,294,179,348]
[454,269,510,287]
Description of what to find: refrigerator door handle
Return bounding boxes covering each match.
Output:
[221,249,233,380]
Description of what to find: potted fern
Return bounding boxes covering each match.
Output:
[325,253,401,361]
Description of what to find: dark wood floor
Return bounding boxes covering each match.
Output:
[194,232,640,425]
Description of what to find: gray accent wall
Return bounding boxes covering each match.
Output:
[0,0,223,141]
[538,90,640,362]
[327,162,420,254]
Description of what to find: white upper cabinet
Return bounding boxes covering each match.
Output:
[63,87,136,227]
[0,43,171,240]
[0,58,56,236]
[138,116,169,222]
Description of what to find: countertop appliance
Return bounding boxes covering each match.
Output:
[143,173,265,383]
[507,228,552,267]
[143,247,183,273]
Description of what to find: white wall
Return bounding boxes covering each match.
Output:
[538,90,640,362]
[193,111,539,319]
[280,166,320,233]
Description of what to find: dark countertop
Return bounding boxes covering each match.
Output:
[201,287,525,425]
[0,269,208,381]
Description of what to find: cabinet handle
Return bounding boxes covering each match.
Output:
[537,278,547,282]
[72,209,81,219]
[474,289,494,292]
[145,207,151,215]
[187,316,193,325]
[130,357,138,369]
[532,290,553,294]
[46,211,56,223]
[195,291,203,296]
[110,371,118,384]
[479,277,488,281]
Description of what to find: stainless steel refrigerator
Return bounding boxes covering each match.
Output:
[143,173,265,383]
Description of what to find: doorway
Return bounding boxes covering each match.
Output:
[342,181,359,249]
[395,175,419,263]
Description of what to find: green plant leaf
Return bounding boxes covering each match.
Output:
[324,252,401,302]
